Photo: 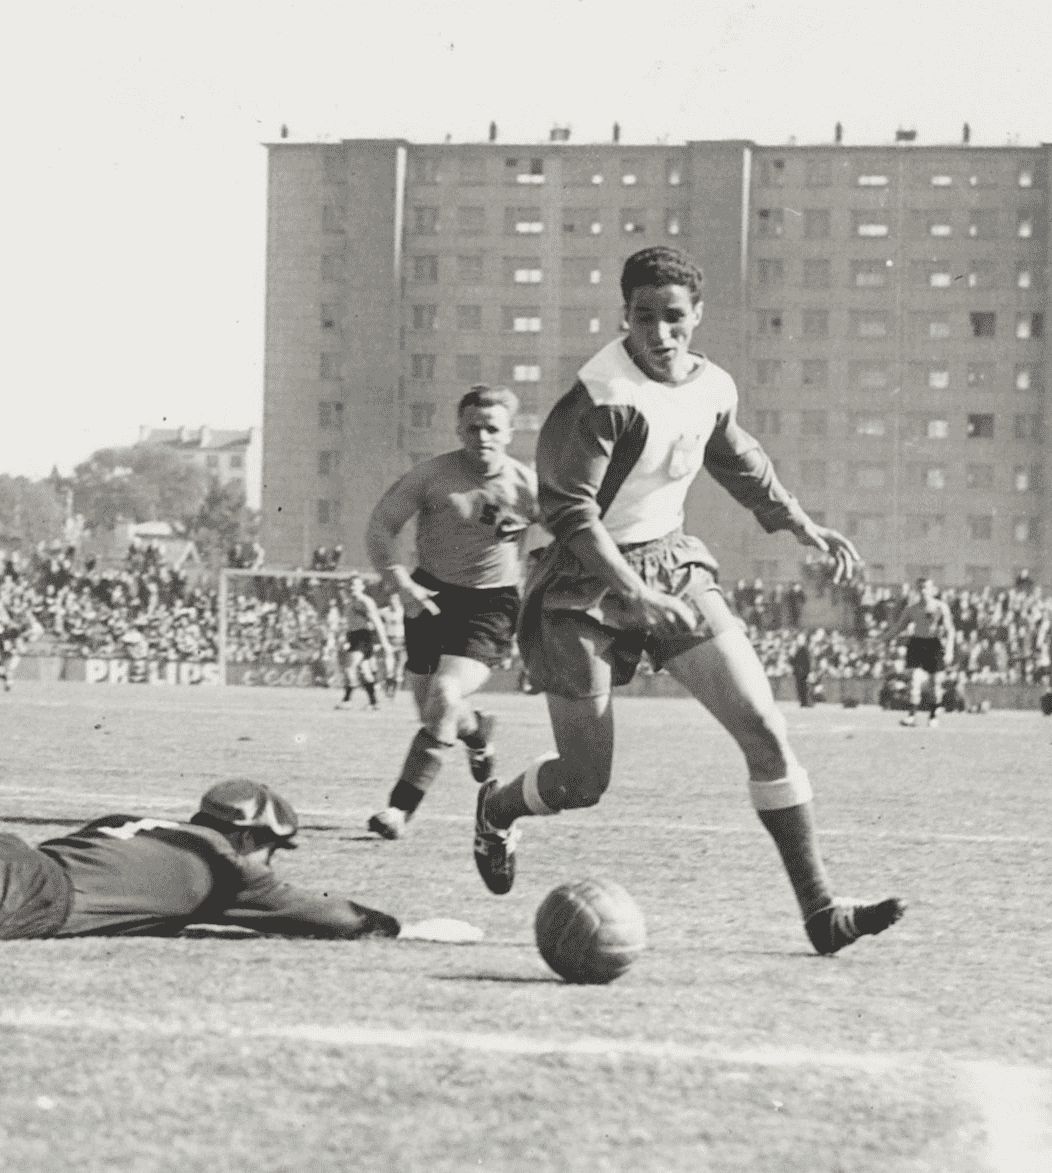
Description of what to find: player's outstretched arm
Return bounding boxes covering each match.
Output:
[791,518,861,585]
[205,877,401,939]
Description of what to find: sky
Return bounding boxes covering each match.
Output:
[2,0,1050,479]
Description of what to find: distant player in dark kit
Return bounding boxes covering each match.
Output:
[882,577,956,727]
[472,246,905,956]
[789,633,812,708]
[0,779,400,939]
[364,385,539,839]
[335,574,392,711]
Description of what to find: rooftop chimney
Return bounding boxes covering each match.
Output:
[549,125,571,143]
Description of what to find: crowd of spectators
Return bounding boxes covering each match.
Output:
[0,541,218,662]
[3,543,1050,692]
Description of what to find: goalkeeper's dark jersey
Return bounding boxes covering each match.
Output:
[0,816,398,940]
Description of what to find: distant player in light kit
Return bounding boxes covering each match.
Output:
[472,246,905,956]
[364,385,539,839]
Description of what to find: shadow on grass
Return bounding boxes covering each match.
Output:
[0,815,85,827]
[431,972,557,984]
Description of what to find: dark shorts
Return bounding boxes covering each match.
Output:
[341,629,374,658]
[518,530,730,699]
[906,637,943,674]
[404,570,519,675]
[0,834,73,940]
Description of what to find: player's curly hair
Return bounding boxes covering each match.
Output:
[457,384,519,419]
[620,246,705,305]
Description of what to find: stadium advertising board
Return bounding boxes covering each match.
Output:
[77,659,222,686]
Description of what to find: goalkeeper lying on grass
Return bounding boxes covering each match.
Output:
[0,778,477,943]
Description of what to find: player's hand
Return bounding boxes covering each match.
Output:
[399,583,440,619]
[794,522,861,584]
[624,585,698,638]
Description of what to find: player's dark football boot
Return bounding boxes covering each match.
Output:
[367,807,408,840]
[473,781,520,895]
[463,711,498,784]
[805,897,906,956]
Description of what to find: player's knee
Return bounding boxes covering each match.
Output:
[556,759,612,809]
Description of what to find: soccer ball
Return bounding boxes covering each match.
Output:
[534,879,646,984]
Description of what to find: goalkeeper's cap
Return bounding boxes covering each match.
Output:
[198,779,298,842]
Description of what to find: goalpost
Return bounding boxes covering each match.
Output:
[218,567,383,687]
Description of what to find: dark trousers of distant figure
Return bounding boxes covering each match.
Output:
[793,669,812,708]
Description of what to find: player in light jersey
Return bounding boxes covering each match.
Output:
[335,575,392,711]
[472,247,905,956]
[364,386,539,839]
[882,577,956,727]
[380,593,407,700]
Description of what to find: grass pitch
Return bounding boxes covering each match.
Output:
[1,682,1050,1172]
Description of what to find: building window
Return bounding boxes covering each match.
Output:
[456,305,482,331]
[410,354,437,380]
[846,514,885,540]
[561,308,601,335]
[456,354,481,382]
[801,360,828,387]
[754,410,781,435]
[968,515,993,541]
[510,259,543,284]
[562,257,601,286]
[562,207,600,234]
[1012,518,1037,544]
[513,364,540,382]
[857,174,889,187]
[1018,169,1034,188]
[803,209,829,239]
[927,419,949,439]
[413,255,439,282]
[412,304,437,331]
[589,317,601,334]
[928,370,949,390]
[320,254,344,281]
[852,260,889,287]
[665,211,682,236]
[317,499,340,526]
[1013,467,1031,492]
[968,211,996,239]
[1017,216,1033,238]
[513,158,545,185]
[412,156,440,185]
[413,206,439,234]
[927,317,951,340]
[757,259,784,286]
[322,204,345,234]
[1017,268,1031,289]
[458,206,485,234]
[801,410,828,437]
[855,313,887,338]
[967,363,994,388]
[805,159,831,187]
[803,260,830,288]
[757,310,783,336]
[622,209,646,233]
[856,365,889,389]
[966,464,994,489]
[758,208,785,237]
[318,451,340,476]
[929,270,953,289]
[410,403,436,429]
[321,303,341,329]
[205,454,219,470]
[970,312,997,338]
[925,467,946,490]
[319,353,342,380]
[967,413,994,439]
[318,401,343,430]
[505,307,541,332]
[756,360,783,386]
[458,155,485,184]
[1015,364,1039,392]
[1014,414,1041,442]
[759,158,786,187]
[965,565,992,586]
[506,207,543,234]
[803,310,828,337]
[1016,313,1044,340]
[931,175,953,187]
[967,261,994,289]
[854,415,886,437]
[928,220,952,238]
[457,255,483,282]
[229,453,243,471]
[854,214,889,237]
[801,461,828,488]
[854,464,887,489]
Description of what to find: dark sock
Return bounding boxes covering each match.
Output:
[363,680,377,706]
[390,728,453,813]
[342,684,353,702]
[757,801,833,921]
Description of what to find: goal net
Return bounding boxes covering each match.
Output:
[218,568,384,688]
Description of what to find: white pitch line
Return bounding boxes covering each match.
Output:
[959,1061,1052,1173]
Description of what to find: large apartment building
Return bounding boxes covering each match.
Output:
[262,134,1050,586]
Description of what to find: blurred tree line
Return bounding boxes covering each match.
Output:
[0,445,258,569]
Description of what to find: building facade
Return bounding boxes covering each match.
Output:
[137,425,262,510]
[262,135,1050,586]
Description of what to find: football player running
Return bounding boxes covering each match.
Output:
[364,385,540,839]
[882,577,956,727]
[472,247,905,956]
